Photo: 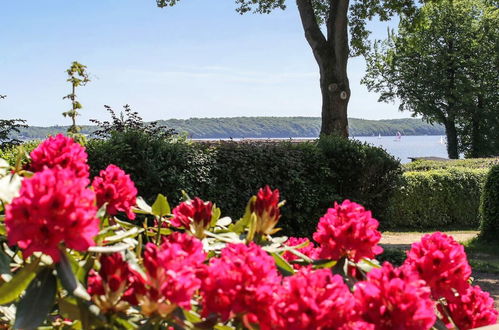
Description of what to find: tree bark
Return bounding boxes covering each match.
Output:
[444,119,459,159]
[296,0,350,137]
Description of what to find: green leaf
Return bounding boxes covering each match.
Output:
[0,258,41,305]
[209,205,222,227]
[0,250,11,276]
[271,253,295,276]
[96,202,108,219]
[56,251,90,301]
[151,194,170,217]
[14,267,56,330]
[58,296,81,321]
[104,227,143,244]
[183,309,202,323]
[134,196,152,214]
[228,196,255,234]
[87,244,131,253]
[215,216,232,227]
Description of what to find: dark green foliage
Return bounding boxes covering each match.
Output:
[87,131,212,205]
[479,165,499,242]
[201,141,338,237]
[387,168,488,230]
[87,132,401,237]
[377,248,407,267]
[11,117,444,140]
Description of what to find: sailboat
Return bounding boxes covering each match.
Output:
[394,131,402,142]
[378,133,381,139]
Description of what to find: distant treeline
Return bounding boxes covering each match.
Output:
[13,117,444,140]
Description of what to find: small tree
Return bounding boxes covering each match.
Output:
[90,104,177,139]
[63,61,90,135]
[0,95,28,148]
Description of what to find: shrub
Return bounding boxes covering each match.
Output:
[87,133,402,237]
[387,168,488,230]
[86,130,213,204]
[479,165,499,242]
[404,158,499,172]
[0,140,40,166]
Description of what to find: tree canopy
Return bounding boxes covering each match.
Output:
[363,0,499,158]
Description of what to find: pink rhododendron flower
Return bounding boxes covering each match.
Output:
[200,242,281,327]
[92,164,137,220]
[30,134,89,179]
[403,232,471,300]
[282,237,319,269]
[87,253,144,313]
[5,167,99,261]
[132,233,206,317]
[313,200,383,262]
[171,197,213,238]
[274,267,359,329]
[443,285,498,330]
[250,185,281,235]
[354,262,436,330]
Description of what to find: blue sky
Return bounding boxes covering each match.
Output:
[0,0,406,126]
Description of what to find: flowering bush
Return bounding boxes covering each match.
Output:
[0,135,496,329]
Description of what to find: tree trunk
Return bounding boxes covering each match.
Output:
[444,119,459,159]
[297,0,350,137]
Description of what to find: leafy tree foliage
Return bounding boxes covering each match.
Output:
[363,0,499,158]
[89,104,176,139]
[0,95,28,148]
[156,0,422,138]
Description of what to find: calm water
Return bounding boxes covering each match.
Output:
[353,135,448,163]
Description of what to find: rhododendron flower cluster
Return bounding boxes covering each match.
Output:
[92,164,138,220]
[444,285,498,330]
[282,237,319,270]
[403,232,471,300]
[250,185,281,235]
[201,242,281,327]
[29,134,89,179]
[354,262,436,330]
[5,167,99,261]
[132,233,206,317]
[313,200,383,262]
[274,267,360,329]
[87,253,143,313]
[171,197,213,238]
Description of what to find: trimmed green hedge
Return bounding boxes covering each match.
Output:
[86,131,402,237]
[387,168,488,230]
[479,165,499,242]
[404,158,499,172]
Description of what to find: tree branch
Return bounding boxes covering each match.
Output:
[296,0,327,53]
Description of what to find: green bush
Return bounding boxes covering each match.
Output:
[87,131,213,204]
[479,165,499,242]
[404,158,499,172]
[387,168,488,230]
[87,132,402,237]
[0,140,40,166]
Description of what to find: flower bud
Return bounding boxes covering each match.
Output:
[171,197,213,238]
[250,186,282,236]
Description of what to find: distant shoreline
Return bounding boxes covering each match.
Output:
[13,117,445,140]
